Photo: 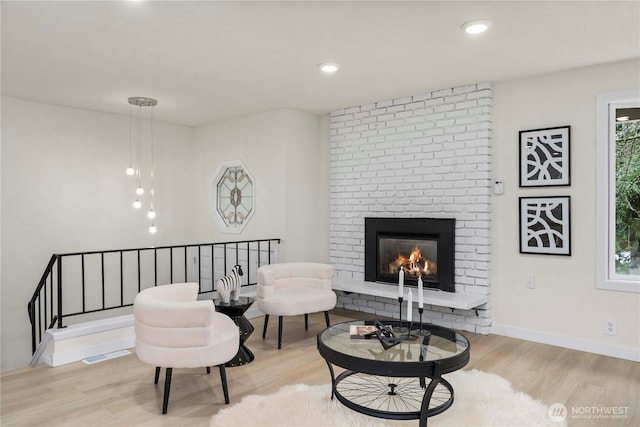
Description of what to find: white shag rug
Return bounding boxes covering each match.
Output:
[210,369,567,427]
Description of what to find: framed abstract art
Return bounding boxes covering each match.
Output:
[519,196,571,256]
[519,126,570,187]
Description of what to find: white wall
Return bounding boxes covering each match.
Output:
[491,59,640,360]
[284,111,330,262]
[1,97,195,370]
[192,108,329,262]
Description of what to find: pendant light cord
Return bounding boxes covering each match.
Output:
[150,105,155,209]
[136,104,142,188]
[129,103,133,167]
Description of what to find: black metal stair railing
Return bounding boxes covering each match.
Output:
[27,238,280,355]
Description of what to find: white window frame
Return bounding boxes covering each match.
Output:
[595,89,640,293]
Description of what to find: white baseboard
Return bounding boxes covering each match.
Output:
[38,315,136,367]
[47,314,134,340]
[48,336,135,367]
[491,323,640,362]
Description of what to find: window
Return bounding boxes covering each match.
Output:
[596,89,640,292]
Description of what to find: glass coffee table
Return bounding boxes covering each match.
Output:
[317,320,470,427]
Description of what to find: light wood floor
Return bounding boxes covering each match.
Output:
[1,309,638,427]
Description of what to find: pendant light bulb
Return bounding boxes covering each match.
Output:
[147,209,156,220]
[148,223,157,234]
[133,199,142,209]
[126,166,135,176]
[136,186,144,196]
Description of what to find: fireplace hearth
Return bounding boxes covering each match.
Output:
[364,217,455,292]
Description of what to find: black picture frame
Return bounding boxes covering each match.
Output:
[519,196,571,256]
[519,126,571,187]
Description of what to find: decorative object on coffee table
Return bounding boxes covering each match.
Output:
[519,196,571,256]
[405,289,418,340]
[396,266,407,333]
[415,276,430,336]
[519,125,571,187]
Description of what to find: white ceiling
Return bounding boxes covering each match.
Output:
[2,1,639,127]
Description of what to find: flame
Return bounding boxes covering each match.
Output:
[390,246,436,278]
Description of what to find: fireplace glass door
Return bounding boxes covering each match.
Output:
[364,217,455,292]
[377,235,438,285]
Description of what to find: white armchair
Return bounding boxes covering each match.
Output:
[257,262,337,349]
[134,282,239,414]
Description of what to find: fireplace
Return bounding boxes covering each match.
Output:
[364,217,455,292]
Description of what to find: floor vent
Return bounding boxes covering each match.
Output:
[82,350,131,365]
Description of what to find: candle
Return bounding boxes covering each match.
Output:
[407,289,413,322]
[418,276,424,309]
[398,266,404,298]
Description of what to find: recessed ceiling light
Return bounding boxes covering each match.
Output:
[461,20,492,35]
[617,116,630,122]
[319,63,340,74]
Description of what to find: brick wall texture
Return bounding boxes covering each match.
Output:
[329,83,493,333]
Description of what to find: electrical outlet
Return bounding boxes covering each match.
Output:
[604,319,617,336]
[524,274,535,289]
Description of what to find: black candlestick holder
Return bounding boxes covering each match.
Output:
[412,307,431,336]
[393,296,410,334]
[404,321,419,341]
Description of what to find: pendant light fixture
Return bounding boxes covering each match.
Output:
[127,96,158,234]
[126,102,136,176]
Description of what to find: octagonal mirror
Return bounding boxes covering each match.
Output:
[209,160,255,233]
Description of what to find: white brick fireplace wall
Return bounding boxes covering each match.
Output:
[329,83,492,333]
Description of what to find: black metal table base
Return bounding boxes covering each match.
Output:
[225,344,255,367]
[214,297,255,367]
[225,315,255,367]
[331,370,453,427]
